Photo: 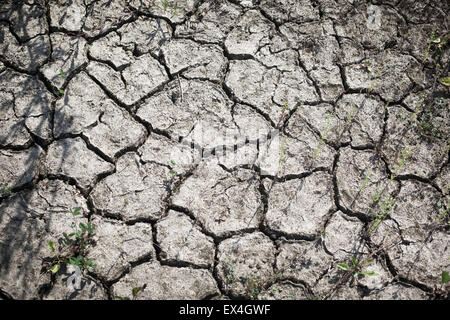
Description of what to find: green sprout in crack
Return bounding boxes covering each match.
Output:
[277,101,291,127]
[313,112,334,160]
[418,117,439,137]
[169,160,179,176]
[433,270,450,299]
[390,147,412,180]
[171,1,178,17]
[371,185,383,204]
[415,97,447,138]
[45,208,97,274]
[366,146,411,232]
[423,29,436,64]
[442,270,450,286]
[423,29,449,67]
[113,284,146,300]
[440,77,450,86]
[369,196,395,233]
[337,257,378,278]
[161,0,169,10]
[57,69,67,78]
[361,59,382,94]
[412,95,426,122]
[408,95,447,138]
[359,171,371,191]
[54,89,65,97]
[132,284,147,300]
[0,183,12,198]
[313,138,325,160]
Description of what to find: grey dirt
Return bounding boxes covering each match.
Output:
[0,0,449,300]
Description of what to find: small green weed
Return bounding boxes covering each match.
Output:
[359,171,371,191]
[277,101,291,127]
[278,139,287,170]
[442,270,450,285]
[281,101,290,115]
[423,30,448,65]
[223,258,237,287]
[160,0,178,17]
[45,208,97,274]
[0,183,12,197]
[390,147,412,180]
[313,112,334,160]
[440,77,450,86]
[337,257,377,278]
[368,68,382,94]
[423,29,436,64]
[433,270,450,299]
[438,199,449,224]
[57,69,67,78]
[371,185,383,204]
[132,286,144,299]
[169,160,178,176]
[365,146,411,232]
[113,284,146,300]
[369,196,395,232]
[416,97,447,138]
[54,89,65,97]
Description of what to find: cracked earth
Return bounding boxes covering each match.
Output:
[0,0,449,300]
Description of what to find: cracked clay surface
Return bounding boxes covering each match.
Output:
[0,0,449,300]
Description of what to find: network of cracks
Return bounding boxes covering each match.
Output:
[0,0,449,300]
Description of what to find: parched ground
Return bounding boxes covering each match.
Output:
[0,0,449,300]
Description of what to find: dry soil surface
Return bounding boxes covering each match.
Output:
[0,0,449,300]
